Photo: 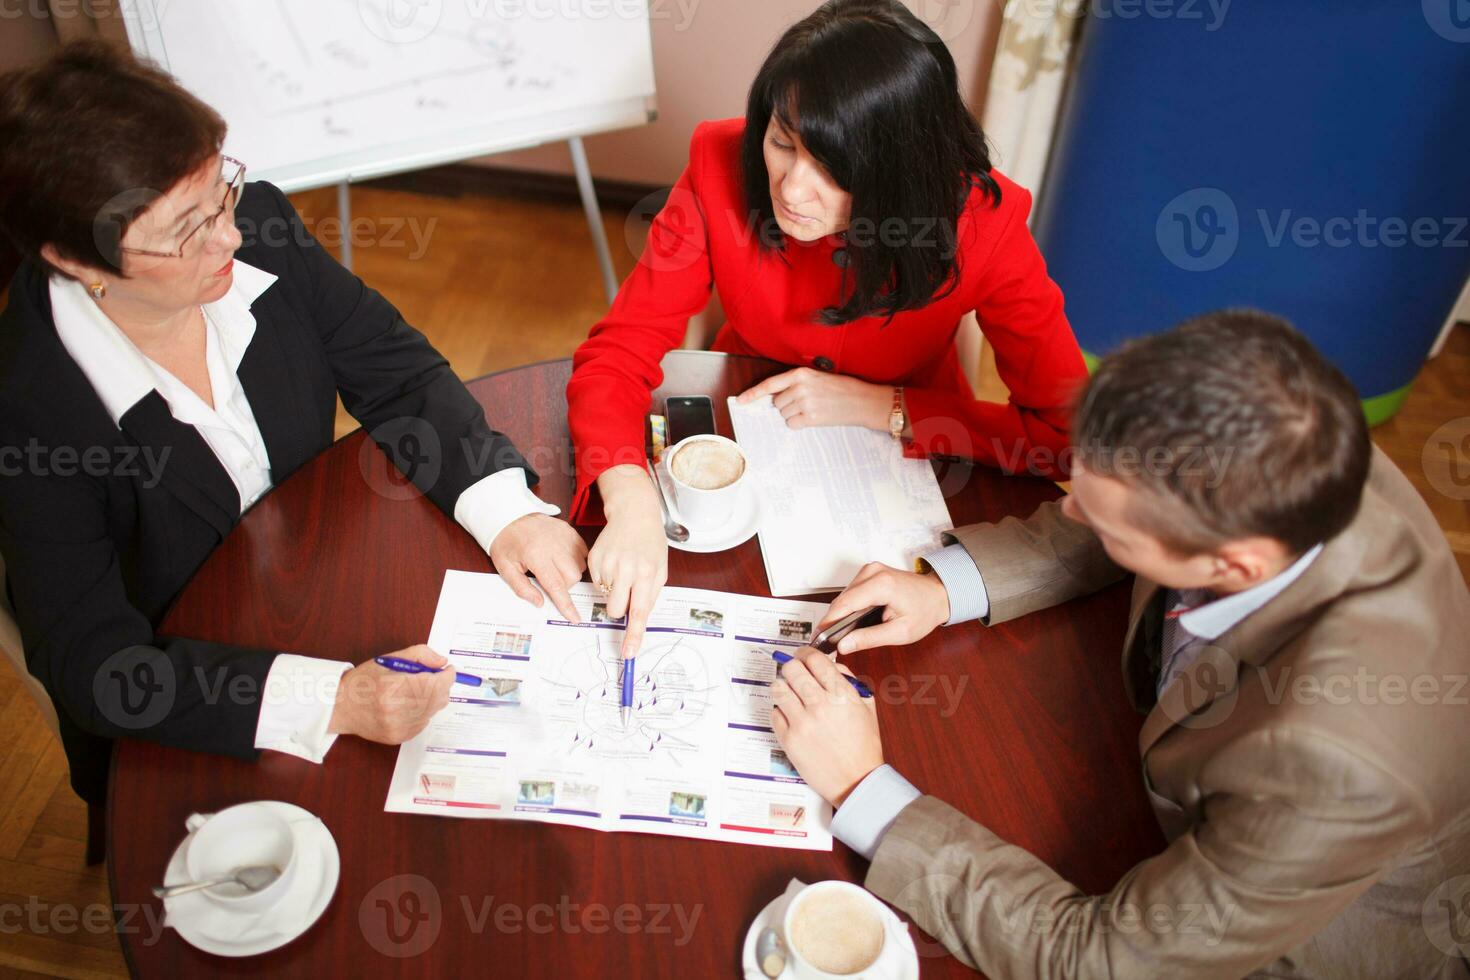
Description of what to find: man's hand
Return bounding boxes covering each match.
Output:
[328,645,453,745]
[821,562,950,655]
[736,367,892,432]
[770,647,883,806]
[490,513,588,624]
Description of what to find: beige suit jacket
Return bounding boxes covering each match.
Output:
[864,449,1470,978]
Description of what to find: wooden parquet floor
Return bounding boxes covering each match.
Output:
[1,182,1466,978]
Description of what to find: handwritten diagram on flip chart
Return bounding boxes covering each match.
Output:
[385,572,834,850]
[122,0,657,189]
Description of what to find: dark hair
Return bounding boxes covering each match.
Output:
[0,40,226,277]
[1074,309,1371,556]
[741,0,999,326]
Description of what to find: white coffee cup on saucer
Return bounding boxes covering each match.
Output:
[665,434,750,532]
[781,880,905,979]
[183,803,298,915]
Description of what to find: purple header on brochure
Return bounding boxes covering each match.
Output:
[724,770,803,785]
[515,806,600,818]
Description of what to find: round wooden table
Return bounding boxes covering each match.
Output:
[108,352,1162,977]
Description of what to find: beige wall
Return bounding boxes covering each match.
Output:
[483,0,1004,186]
[0,8,59,71]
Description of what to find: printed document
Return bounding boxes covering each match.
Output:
[385,571,833,850]
[728,395,953,596]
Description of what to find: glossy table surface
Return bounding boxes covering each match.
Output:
[109,352,1161,977]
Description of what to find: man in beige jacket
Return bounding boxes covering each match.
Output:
[772,310,1470,978]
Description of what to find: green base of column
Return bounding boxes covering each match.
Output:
[1360,383,1414,426]
[1078,350,1415,427]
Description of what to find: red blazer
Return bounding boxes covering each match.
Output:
[567,118,1086,522]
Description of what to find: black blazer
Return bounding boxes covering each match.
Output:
[0,182,538,805]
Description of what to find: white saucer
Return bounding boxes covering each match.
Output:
[162,802,340,957]
[741,879,919,980]
[658,458,761,553]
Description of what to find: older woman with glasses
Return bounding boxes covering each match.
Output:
[0,42,587,809]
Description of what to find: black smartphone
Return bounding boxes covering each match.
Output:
[665,395,717,445]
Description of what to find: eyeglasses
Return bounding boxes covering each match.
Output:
[121,155,247,260]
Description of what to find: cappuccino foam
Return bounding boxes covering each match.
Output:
[670,439,744,490]
[788,889,885,975]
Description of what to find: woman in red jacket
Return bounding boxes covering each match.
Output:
[569,0,1087,656]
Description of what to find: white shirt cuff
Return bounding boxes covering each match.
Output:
[830,764,923,861]
[453,467,561,555]
[921,543,991,625]
[254,654,353,763]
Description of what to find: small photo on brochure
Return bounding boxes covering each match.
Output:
[688,608,725,633]
[669,791,708,819]
[518,780,556,806]
[769,802,807,830]
[492,631,533,656]
[769,749,800,778]
[778,618,813,641]
[419,772,455,798]
[482,677,522,702]
[590,603,623,625]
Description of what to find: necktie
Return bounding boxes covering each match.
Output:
[1158,587,1217,696]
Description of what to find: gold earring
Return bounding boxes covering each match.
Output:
[88,281,106,300]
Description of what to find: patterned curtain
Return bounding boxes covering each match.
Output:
[957,2,1083,405]
[981,0,1085,215]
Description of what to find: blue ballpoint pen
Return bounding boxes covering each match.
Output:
[770,650,874,698]
[374,655,482,687]
[620,657,635,727]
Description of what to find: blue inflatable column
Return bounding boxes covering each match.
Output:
[1033,4,1470,423]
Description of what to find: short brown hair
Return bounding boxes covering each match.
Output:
[0,40,226,277]
[1073,309,1371,556]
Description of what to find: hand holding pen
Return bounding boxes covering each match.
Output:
[375,655,483,688]
[327,646,455,745]
[768,605,885,698]
[818,564,950,654]
[770,650,873,698]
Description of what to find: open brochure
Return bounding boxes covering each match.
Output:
[385,571,834,850]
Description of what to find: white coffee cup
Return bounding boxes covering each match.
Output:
[184,803,298,914]
[782,880,899,978]
[665,434,749,532]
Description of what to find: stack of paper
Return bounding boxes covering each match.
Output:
[727,396,954,597]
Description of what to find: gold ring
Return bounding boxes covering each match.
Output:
[595,580,613,595]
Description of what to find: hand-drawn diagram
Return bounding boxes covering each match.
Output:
[539,633,719,766]
[232,1,572,125]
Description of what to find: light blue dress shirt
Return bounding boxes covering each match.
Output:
[830,764,923,860]
[921,543,990,624]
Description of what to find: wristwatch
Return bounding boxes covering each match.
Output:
[888,387,906,440]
